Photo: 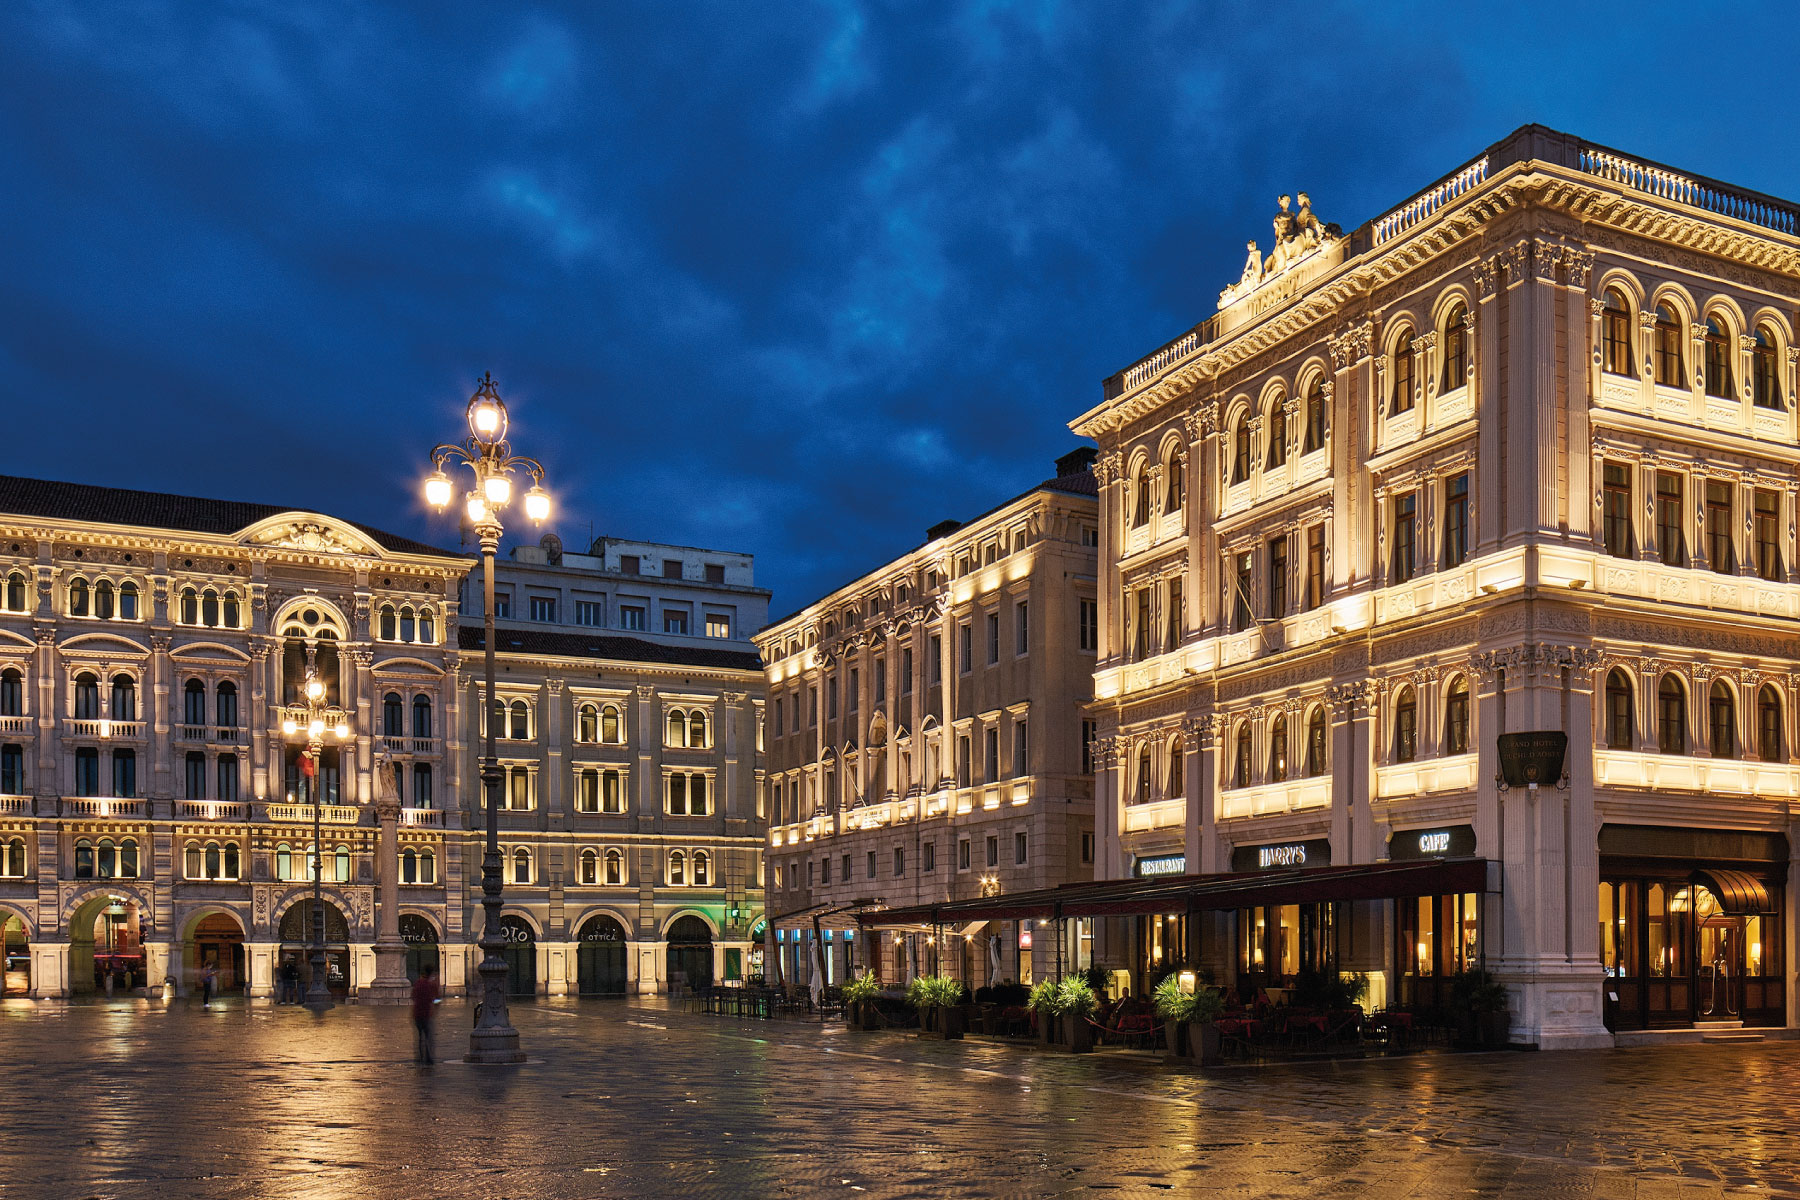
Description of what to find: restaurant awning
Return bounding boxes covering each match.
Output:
[1691,867,1777,915]
[858,858,1493,929]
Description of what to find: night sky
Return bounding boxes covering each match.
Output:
[5,3,1799,619]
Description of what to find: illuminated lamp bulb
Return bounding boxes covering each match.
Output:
[471,398,503,440]
[308,719,325,739]
[483,473,512,506]
[466,494,489,525]
[282,719,298,736]
[305,677,324,702]
[523,485,550,523]
[424,471,453,510]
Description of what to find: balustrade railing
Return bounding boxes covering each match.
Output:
[400,807,441,827]
[63,796,146,817]
[1122,330,1200,392]
[0,716,31,734]
[1578,147,1799,235]
[0,795,30,815]
[64,719,144,739]
[1373,156,1490,245]
[268,803,360,825]
[178,800,247,820]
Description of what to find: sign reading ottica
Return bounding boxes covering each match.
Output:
[1388,825,1477,860]
[1230,839,1332,872]
[1133,854,1187,878]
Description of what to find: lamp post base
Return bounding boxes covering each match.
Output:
[361,942,414,1004]
[466,1026,525,1064]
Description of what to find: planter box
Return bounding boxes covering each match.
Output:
[1454,1009,1510,1050]
[1059,1013,1094,1054]
[1163,1019,1189,1061]
[1035,1009,1055,1047]
[847,1001,880,1031]
[916,1005,965,1040]
[1189,1020,1223,1066]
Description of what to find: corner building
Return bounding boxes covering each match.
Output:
[757,452,1099,986]
[1072,126,1799,1047]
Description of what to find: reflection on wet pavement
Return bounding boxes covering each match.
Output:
[0,996,1794,1198]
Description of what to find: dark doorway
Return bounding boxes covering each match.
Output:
[576,914,628,996]
[665,915,713,992]
[400,913,439,981]
[498,914,536,997]
[279,900,351,995]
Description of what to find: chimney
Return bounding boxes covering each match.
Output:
[926,519,962,542]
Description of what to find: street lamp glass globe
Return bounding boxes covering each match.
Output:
[465,494,489,524]
[305,677,324,702]
[524,486,550,522]
[308,719,325,739]
[424,472,453,509]
[470,399,504,441]
[282,719,298,736]
[335,723,351,740]
[483,473,512,506]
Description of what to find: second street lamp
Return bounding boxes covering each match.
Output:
[281,668,351,1011]
[423,372,548,1064]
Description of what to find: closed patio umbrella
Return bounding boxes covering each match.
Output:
[808,938,825,1008]
[987,934,1003,987]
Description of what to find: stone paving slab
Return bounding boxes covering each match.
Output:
[0,997,1792,1199]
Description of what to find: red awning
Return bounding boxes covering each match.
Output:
[858,858,1492,928]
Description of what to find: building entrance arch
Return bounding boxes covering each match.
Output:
[400,914,440,981]
[278,899,352,995]
[68,891,146,995]
[189,911,246,993]
[665,914,714,992]
[498,915,536,997]
[575,914,628,997]
[1,912,29,996]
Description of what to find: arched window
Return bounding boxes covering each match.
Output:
[3,571,25,612]
[1758,684,1784,763]
[1165,737,1184,799]
[1133,465,1152,526]
[1658,675,1687,754]
[179,587,198,625]
[74,837,94,878]
[183,679,207,727]
[1165,451,1184,512]
[577,704,597,743]
[1,837,25,877]
[74,672,100,719]
[184,842,202,879]
[382,693,404,737]
[1391,328,1415,414]
[1704,317,1735,399]
[1268,715,1289,782]
[418,607,435,643]
[1305,706,1327,776]
[508,700,529,741]
[1441,303,1468,389]
[693,850,711,886]
[111,674,136,721]
[118,580,139,621]
[667,709,687,747]
[576,848,596,884]
[222,591,239,628]
[605,848,624,884]
[399,607,416,643]
[96,838,117,879]
[1266,400,1287,470]
[412,694,432,738]
[94,579,114,620]
[335,845,352,883]
[601,704,621,744]
[419,849,435,884]
[68,577,89,617]
[1,668,24,716]
[1602,288,1632,375]
[276,843,293,881]
[1234,723,1251,789]
[204,842,221,879]
[689,710,708,748]
[668,850,686,886]
[1136,743,1151,803]
[1444,679,1470,755]
[1605,670,1634,750]
[402,847,418,884]
[1709,681,1737,759]
[201,589,220,628]
[1303,377,1326,454]
[119,837,138,878]
[379,605,397,641]
[1753,326,1784,409]
[216,681,238,728]
[224,842,240,879]
[1393,686,1417,762]
[1231,417,1251,484]
[1654,303,1685,387]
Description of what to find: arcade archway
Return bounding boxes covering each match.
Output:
[665,914,713,991]
[279,899,351,995]
[68,892,146,994]
[498,914,536,997]
[575,913,628,997]
[187,911,246,993]
[1,912,29,995]
[400,914,440,981]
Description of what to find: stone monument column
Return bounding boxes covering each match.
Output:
[362,750,412,1003]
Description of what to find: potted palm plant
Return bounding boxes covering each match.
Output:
[1055,976,1098,1053]
[842,972,881,1031]
[907,975,966,1039]
[1151,974,1196,1059]
[1187,986,1226,1066]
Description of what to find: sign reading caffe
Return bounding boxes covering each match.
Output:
[1230,838,1332,873]
[1388,824,1477,860]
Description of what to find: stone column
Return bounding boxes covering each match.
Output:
[361,752,411,1003]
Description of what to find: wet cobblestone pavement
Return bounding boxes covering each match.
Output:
[1,996,1796,1199]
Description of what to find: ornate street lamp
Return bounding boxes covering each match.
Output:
[280,668,352,1010]
[423,373,547,1064]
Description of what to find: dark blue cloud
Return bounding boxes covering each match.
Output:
[3,1,1798,613]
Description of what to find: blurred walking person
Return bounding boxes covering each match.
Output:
[411,964,440,1064]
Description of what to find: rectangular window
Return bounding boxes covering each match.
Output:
[826,677,838,720]
[984,727,999,783]
[985,835,999,869]
[1081,718,1097,774]
[216,755,238,803]
[663,559,682,579]
[1133,588,1152,659]
[866,850,876,880]
[493,594,512,620]
[1164,578,1182,652]
[1304,523,1326,610]
[1081,831,1095,864]
[957,734,972,788]
[1391,492,1416,583]
[1013,720,1028,778]
[1015,831,1028,866]
[1706,481,1734,574]
[705,563,726,584]
[986,612,1000,664]
[529,596,557,623]
[873,660,885,705]
[1078,598,1098,653]
[922,841,936,873]
[620,555,641,575]
[1232,552,1253,631]
[1267,535,1288,619]
[1755,489,1782,581]
[841,854,850,881]
[112,749,136,798]
[1442,473,1470,568]
[705,614,731,639]
[1656,473,1685,566]
[959,623,972,675]
[1015,601,1029,656]
[929,636,942,684]
[901,648,913,694]
[893,847,905,877]
[0,744,22,794]
[663,610,689,635]
[574,600,605,627]
[619,604,646,631]
[958,838,971,871]
[847,668,859,713]
[1602,463,1633,558]
[808,686,818,727]
[821,856,831,885]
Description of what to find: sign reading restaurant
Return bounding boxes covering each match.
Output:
[1229,839,1332,873]
[1134,854,1187,878]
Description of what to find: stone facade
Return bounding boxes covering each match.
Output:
[755,453,1099,986]
[1071,125,1800,1047]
